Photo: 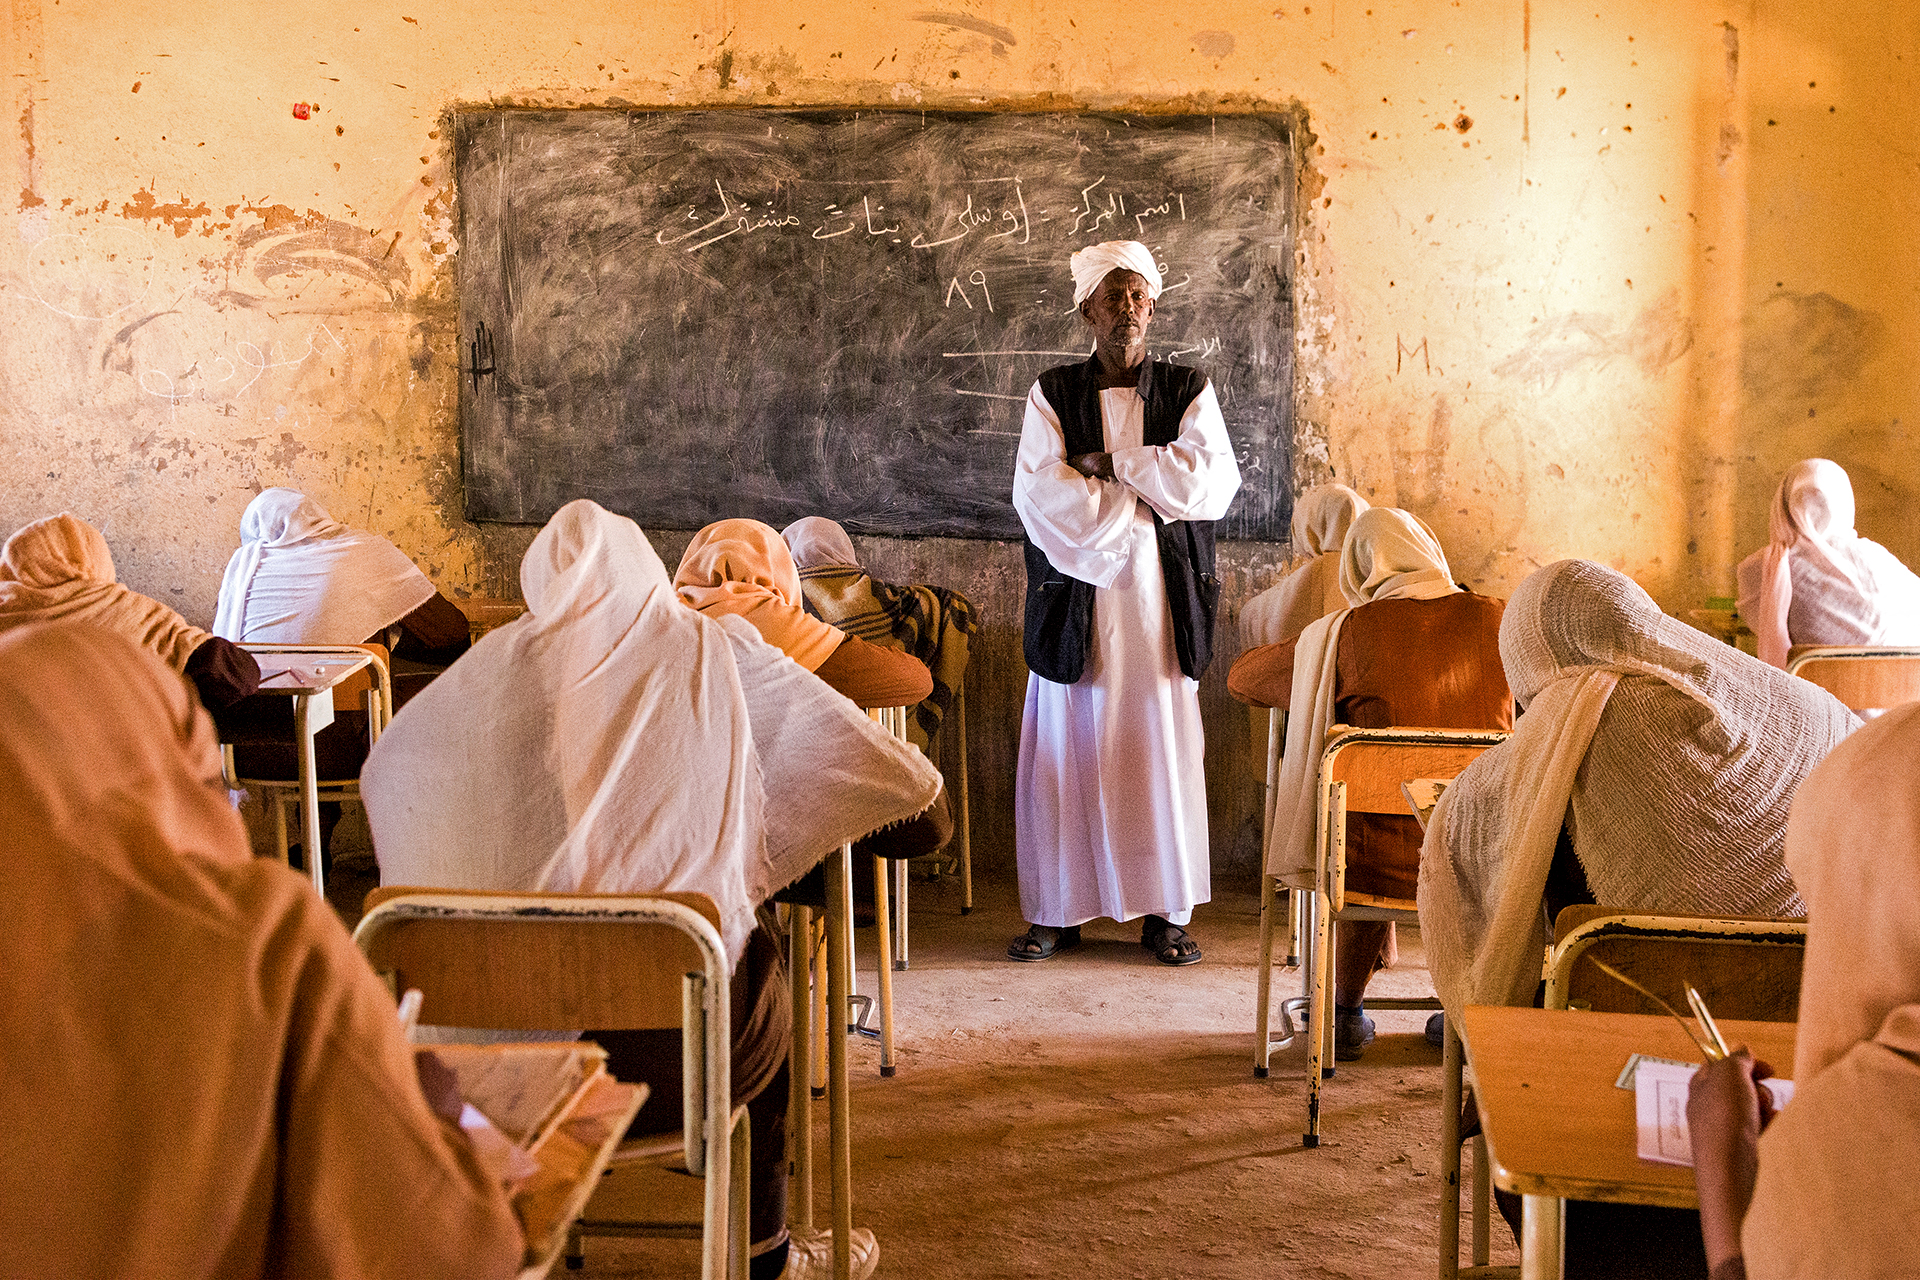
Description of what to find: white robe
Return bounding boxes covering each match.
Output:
[1012,376,1241,927]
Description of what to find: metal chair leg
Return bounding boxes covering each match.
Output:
[810,919,829,1101]
[1472,1136,1492,1266]
[954,688,972,914]
[891,858,909,971]
[1520,1195,1564,1280]
[824,844,855,1280]
[788,904,814,1231]
[1255,872,1277,1077]
[1304,889,1333,1147]
[872,854,896,1077]
[1441,1022,1464,1279]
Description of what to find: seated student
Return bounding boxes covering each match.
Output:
[1689,702,1920,1280]
[782,515,977,749]
[1420,559,1857,1025]
[1238,482,1370,648]
[1736,458,1920,668]
[0,622,520,1279]
[214,488,473,866]
[677,517,934,709]
[1228,507,1512,1058]
[215,487,470,666]
[361,500,940,1280]
[0,512,258,711]
[679,518,951,865]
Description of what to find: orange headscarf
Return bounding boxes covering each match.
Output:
[674,518,845,672]
[0,513,209,670]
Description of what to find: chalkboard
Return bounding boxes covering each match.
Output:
[455,109,1296,541]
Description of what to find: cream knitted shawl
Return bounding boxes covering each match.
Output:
[1419,559,1856,1019]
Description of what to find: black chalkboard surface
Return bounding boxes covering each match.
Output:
[455,109,1296,540]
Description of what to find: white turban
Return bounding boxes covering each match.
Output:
[1070,241,1164,308]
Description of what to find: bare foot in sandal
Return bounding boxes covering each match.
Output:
[1140,915,1203,966]
[1006,923,1081,962]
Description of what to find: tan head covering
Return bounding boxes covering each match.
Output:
[213,488,436,643]
[782,516,861,571]
[365,501,938,965]
[1419,560,1856,1020]
[675,518,845,673]
[1239,484,1371,648]
[0,513,209,669]
[0,623,521,1280]
[1739,702,1920,1278]
[1294,483,1370,559]
[1069,240,1163,307]
[1737,459,1920,669]
[1337,507,1456,605]
[1266,509,1463,885]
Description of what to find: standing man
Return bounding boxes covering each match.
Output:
[1008,240,1242,966]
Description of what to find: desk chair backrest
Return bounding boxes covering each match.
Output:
[1318,726,1509,913]
[353,887,739,1280]
[356,886,723,1031]
[1785,646,1920,715]
[1546,906,1807,1021]
[354,887,739,1276]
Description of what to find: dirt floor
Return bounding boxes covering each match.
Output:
[504,868,1524,1280]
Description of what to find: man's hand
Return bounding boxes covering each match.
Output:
[1067,451,1116,481]
[1687,1047,1774,1272]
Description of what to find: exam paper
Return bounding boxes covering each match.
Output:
[1632,1057,1795,1167]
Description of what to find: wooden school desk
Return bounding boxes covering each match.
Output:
[1459,1005,1798,1280]
[230,647,373,899]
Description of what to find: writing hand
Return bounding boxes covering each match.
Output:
[1687,1046,1772,1272]
[1067,452,1116,481]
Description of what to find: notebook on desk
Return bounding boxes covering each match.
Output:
[423,1042,644,1271]
[1630,1056,1795,1167]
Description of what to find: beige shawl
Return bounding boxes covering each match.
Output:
[1266,508,1459,884]
[1239,484,1370,649]
[0,513,209,670]
[0,623,520,1280]
[213,488,436,644]
[1419,559,1857,1021]
[363,501,938,965]
[675,518,845,673]
[1741,702,1920,1279]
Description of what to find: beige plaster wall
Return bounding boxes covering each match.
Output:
[4,0,1914,872]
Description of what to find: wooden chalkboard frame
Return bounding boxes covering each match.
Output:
[455,107,1298,541]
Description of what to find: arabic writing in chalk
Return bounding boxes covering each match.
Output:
[653,175,1189,256]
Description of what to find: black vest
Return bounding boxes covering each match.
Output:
[1022,357,1222,684]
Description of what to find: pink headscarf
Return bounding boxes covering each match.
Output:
[1747,460,1869,668]
[674,519,846,673]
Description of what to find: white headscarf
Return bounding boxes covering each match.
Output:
[1418,559,1856,1021]
[1737,459,1920,668]
[1239,484,1371,649]
[1265,509,1461,884]
[360,500,939,965]
[1069,240,1163,308]
[213,489,436,644]
[781,516,861,572]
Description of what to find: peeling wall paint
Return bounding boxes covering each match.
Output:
[3,0,1918,876]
